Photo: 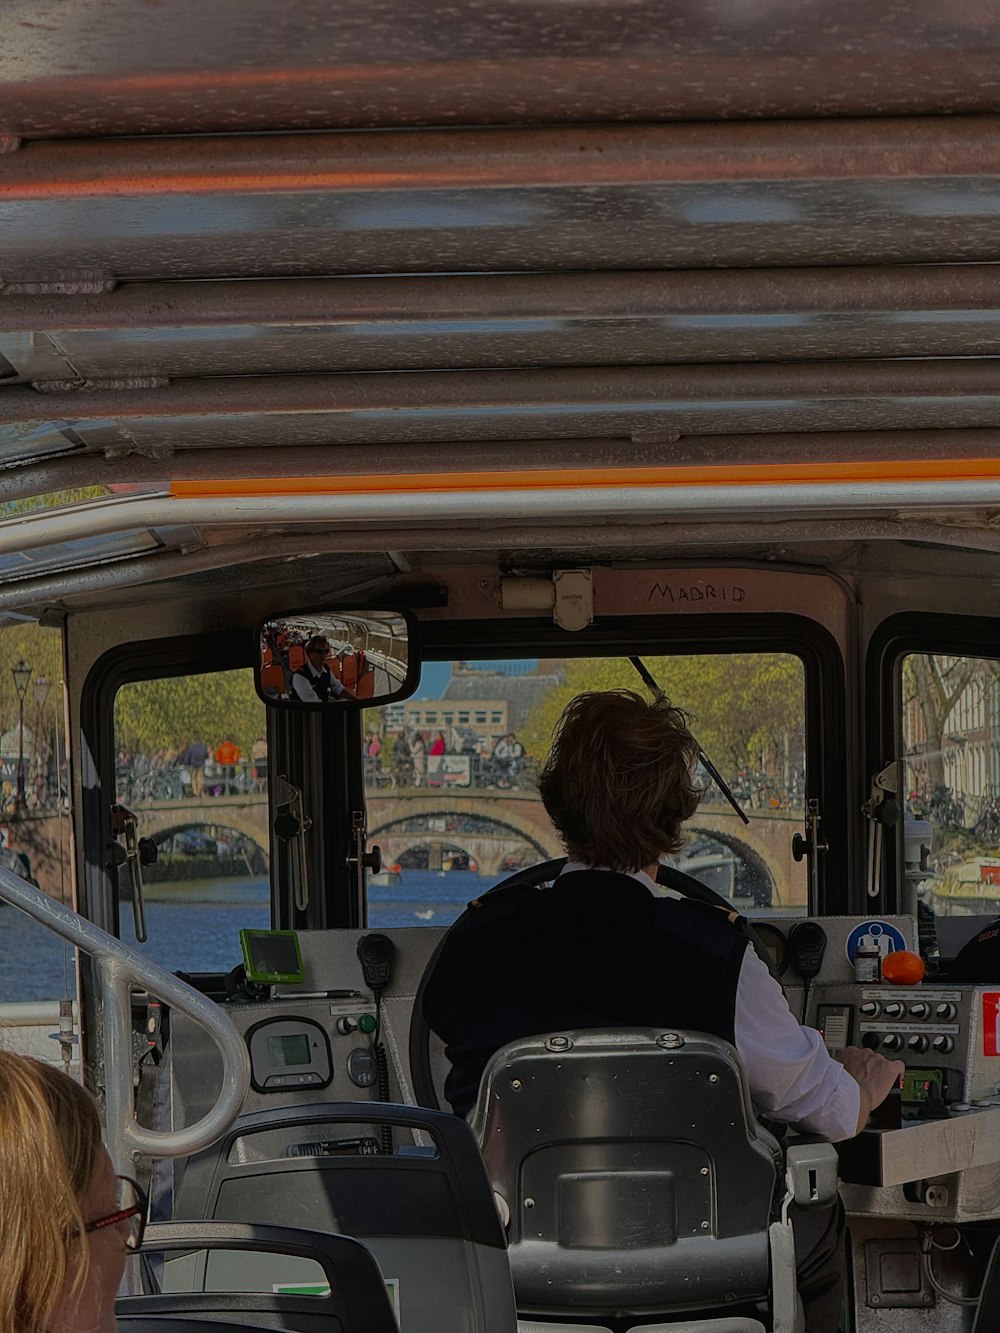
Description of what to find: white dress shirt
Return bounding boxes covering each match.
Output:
[561,861,860,1142]
[290,663,345,702]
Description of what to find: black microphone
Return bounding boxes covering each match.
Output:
[788,921,827,981]
[357,933,396,995]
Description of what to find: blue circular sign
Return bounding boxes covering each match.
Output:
[845,920,908,963]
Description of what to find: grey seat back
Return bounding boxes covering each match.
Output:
[469,1029,783,1321]
[173,1102,517,1333]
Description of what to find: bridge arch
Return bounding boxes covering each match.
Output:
[371,808,557,877]
[682,823,775,908]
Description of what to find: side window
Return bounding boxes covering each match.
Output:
[901,652,1000,928]
[365,652,808,928]
[114,669,270,973]
[0,622,75,1032]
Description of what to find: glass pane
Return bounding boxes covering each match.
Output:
[365,652,807,927]
[0,622,76,1039]
[114,670,270,973]
[901,653,1000,931]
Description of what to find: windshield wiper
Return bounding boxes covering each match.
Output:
[629,655,750,825]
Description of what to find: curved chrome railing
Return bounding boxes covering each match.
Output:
[0,866,251,1171]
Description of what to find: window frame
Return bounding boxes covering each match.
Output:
[867,611,1000,916]
[417,611,847,914]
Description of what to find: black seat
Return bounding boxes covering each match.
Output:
[117,1220,396,1333]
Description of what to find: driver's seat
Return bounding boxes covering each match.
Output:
[470,1028,828,1333]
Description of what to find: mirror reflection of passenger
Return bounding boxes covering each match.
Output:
[424,690,904,1332]
[290,636,356,702]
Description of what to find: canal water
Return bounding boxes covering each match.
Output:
[0,869,497,1003]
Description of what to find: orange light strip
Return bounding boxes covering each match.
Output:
[171,457,1000,499]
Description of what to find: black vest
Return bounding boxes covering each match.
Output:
[293,665,335,701]
[422,868,749,1117]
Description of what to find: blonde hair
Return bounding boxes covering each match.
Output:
[0,1051,103,1333]
[538,690,702,871]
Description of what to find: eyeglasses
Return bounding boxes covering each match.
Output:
[84,1174,148,1252]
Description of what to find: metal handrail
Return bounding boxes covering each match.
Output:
[0,866,251,1172]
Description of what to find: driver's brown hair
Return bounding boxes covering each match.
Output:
[538,690,702,871]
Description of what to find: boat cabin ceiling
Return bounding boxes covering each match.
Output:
[3,1,1000,619]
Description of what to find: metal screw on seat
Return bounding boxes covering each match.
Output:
[657,1032,685,1048]
[546,1035,573,1051]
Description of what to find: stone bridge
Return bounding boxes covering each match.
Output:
[128,795,271,853]
[5,789,804,907]
[367,789,804,905]
[368,789,562,875]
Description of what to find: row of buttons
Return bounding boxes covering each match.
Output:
[859,1001,957,1021]
[861,1032,954,1054]
[263,1072,326,1088]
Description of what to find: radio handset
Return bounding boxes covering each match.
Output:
[788,921,827,980]
[357,933,396,997]
[788,921,827,1025]
[356,934,396,1152]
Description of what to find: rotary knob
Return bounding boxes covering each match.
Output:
[908,1035,929,1053]
[861,1032,881,1050]
[882,1034,903,1051]
[883,1002,905,1019]
[909,1002,930,1019]
[936,1003,957,1021]
[859,1001,881,1018]
[932,1035,955,1055]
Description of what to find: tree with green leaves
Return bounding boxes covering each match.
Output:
[521,653,803,789]
[115,671,265,758]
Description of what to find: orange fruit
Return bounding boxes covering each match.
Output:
[880,950,926,985]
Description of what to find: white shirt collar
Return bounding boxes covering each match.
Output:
[561,859,665,896]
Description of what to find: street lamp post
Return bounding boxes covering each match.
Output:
[33,674,51,808]
[11,660,32,813]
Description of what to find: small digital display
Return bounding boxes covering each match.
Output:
[266,1033,311,1068]
[901,1066,943,1107]
[239,929,305,983]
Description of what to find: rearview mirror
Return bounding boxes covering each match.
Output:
[255,608,419,709]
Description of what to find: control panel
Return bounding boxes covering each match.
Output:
[811,982,1000,1114]
[809,981,1000,1221]
[816,986,965,1114]
[168,992,392,1125]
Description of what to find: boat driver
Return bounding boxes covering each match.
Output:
[424,688,904,1330]
[290,635,356,702]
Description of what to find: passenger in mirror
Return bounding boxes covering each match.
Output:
[256,608,417,708]
[291,636,357,702]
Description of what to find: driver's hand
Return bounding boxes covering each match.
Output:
[836,1045,905,1132]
